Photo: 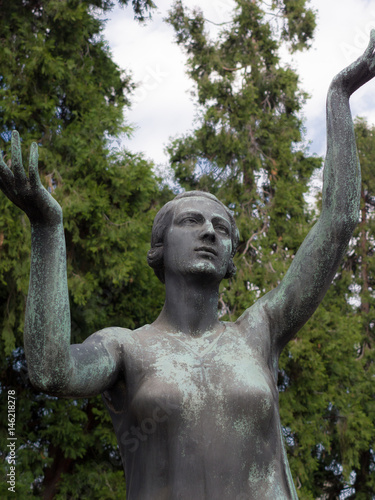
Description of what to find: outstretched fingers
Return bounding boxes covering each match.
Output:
[0,149,15,197]
[369,30,375,69]
[364,29,375,56]
[370,29,375,48]
[28,142,41,188]
[11,130,27,183]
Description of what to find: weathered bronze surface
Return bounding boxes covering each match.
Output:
[1,33,375,499]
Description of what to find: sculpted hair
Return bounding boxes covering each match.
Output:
[147,191,240,283]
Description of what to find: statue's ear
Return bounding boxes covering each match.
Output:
[147,245,165,283]
[224,259,236,280]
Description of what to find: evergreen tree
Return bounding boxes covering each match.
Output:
[279,118,375,499]
[0,1,170,498]
[166,1,374,497]
[166,0,319,321]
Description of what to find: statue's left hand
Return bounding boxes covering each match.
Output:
[0,131,63,226]
[336,29,375,95]
[365,29,375,73]
[358,29,375,79]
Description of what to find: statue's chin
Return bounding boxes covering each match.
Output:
[183,260,227,281]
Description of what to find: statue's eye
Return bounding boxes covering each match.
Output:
[182,217,198,224]
[216,225,229,235]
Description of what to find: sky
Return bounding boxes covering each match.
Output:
[103,0,375,170]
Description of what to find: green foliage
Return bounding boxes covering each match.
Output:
[279,119,375,498]
[166,0,320,320]
[273,0,317,51]
[167,1,374,497]
[0,1,170,497]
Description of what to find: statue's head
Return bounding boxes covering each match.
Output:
[147,191,240,283]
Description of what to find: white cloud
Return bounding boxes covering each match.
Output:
[285,0,375,155]
[104,0,375,164]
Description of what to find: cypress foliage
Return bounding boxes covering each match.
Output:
[0,1,169,498]
[166,0,320,322]
[279,118,375,498]
[167,1,374,496]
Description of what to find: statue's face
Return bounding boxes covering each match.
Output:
[163,197,232,282]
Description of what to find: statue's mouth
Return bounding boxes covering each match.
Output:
[195,246,217,256]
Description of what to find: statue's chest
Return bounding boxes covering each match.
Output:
[124,329,277,428]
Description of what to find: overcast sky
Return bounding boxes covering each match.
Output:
[103,0,375,169]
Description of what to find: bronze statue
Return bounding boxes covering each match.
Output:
[1,33,375,499]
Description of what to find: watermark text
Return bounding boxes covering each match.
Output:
[6,389,16,493]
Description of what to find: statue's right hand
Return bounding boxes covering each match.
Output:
[0,131,63,226]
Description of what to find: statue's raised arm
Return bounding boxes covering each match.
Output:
[262,31,375,355]
[0,132,121,397]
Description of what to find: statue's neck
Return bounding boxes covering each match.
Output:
[154,273,221,336]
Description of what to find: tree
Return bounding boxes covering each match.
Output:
[0,1,170,498]
[166,1,374,497]
[166,0,319,320]
[279,118,375,499]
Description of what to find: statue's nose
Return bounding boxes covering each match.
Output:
[200,221,216,241]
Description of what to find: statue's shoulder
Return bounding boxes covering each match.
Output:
[109,324,160,344]
[235,294,270,330]
[132,323,162,344]
[84,326,136,348]
[87,324,162,350]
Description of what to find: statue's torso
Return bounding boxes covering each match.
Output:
[103,311,297,499]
